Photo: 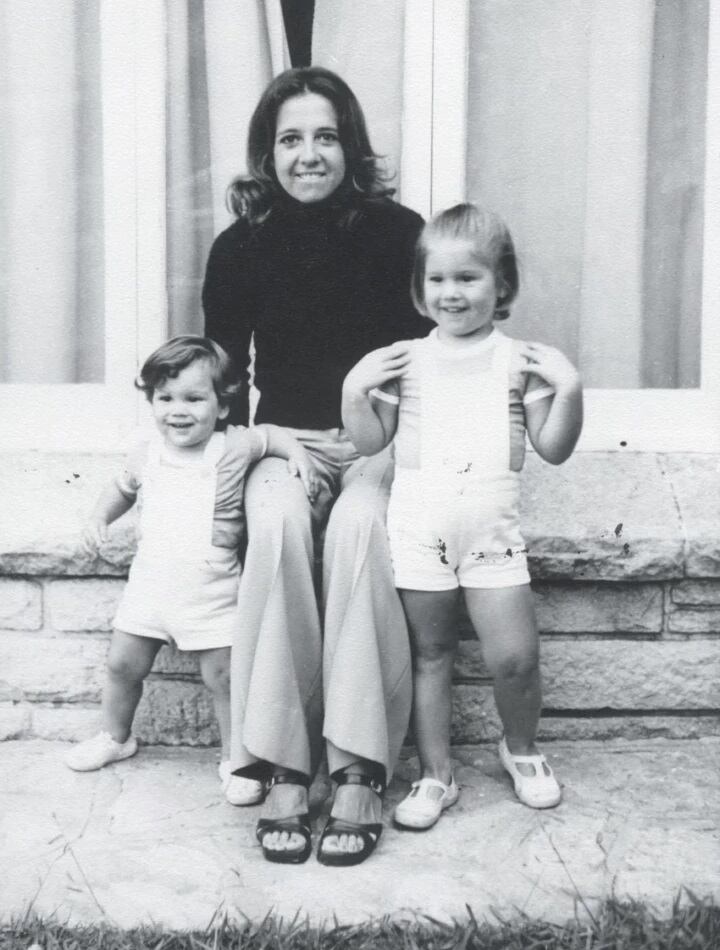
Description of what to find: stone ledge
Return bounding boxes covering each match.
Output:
[449,684,720,743]
[0,451,718,580]
[12,698,718,745]
[456,638,720,708]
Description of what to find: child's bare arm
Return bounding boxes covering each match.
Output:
[257,424,320,501]
[342,344,408,455]
[83,482,135,551]
[521,342,583,464]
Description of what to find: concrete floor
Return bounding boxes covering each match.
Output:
[2,738,718,930]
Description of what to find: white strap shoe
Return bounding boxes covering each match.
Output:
[393,775,459,829]
[65,731,138,772]
[218,761,265,806]
[499,738,562,808]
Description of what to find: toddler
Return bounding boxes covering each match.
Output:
[342,204,583,828]
[66,336,317,806]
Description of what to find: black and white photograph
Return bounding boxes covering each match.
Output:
[1,1,718,946]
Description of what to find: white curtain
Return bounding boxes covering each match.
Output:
[466,0,707,388]
[0,0,105,383]
[1,0,707,389]
[0,0,287,382]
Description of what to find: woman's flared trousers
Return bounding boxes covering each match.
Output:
[229,429,412,782]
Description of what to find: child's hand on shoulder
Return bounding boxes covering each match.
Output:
[519,341,581,395]
[286,449,321,503]
[343,343,411,398]
[82,518,109,554]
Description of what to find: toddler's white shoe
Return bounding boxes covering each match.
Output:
[393,775,459,829]
[499,737,562,808]
[65,731,138,772]
[218,761,265,806]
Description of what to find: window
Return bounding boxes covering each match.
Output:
[424,0,720,451]
[0,0,286,451]
[2,0,717,452]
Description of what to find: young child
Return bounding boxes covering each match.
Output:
[66,336,317,807]
[342,204,583,829]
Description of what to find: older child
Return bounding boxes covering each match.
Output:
[342,204,583,829]
[65,336,317,808]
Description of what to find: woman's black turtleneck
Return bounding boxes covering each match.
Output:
[202,193,431,428]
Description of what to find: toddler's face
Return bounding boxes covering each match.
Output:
[151,359,228,453]
[423,239,499,343]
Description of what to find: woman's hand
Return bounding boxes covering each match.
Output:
[519,341,581,396]
[287,451,321,502]
[342,343,411,398]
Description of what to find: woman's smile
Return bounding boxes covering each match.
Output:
[273,92,346,203]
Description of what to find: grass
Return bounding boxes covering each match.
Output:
[2,893,718,950]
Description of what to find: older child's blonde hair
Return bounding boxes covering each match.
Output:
[411,203,519,320]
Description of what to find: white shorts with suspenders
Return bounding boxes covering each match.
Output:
[114,432,240,650]
[384,332,536,591]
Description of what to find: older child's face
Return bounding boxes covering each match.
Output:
[151,360,228,454]
[423,239,499,343]
[273,92,346,203]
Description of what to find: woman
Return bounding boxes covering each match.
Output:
[203,66,431,866]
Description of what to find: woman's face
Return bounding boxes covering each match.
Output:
[273,92,346,203]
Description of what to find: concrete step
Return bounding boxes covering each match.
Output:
[1,738,718,929]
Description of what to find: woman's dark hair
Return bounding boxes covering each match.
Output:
[136,336,239,413]
[227,67,394,225]
[411,203,519,321]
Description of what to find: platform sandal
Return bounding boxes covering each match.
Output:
[317,769,385,867]
[255,770,312,864]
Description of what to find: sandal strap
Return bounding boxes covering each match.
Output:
[508,752,547,765]
[321,816,382,843]
[501,739,549,766]
[411,776,454,794]
[333,770,385,797]
[267,769,310,789]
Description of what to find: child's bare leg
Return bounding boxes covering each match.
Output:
[103,630,162,741]
[464,585,541,765]
[400,588,460,783]
[198,647,231,758]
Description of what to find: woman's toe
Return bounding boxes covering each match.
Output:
[321,833,342,854]
[325,834,340,853]
[280,831,304,852]
[288,832,304,851]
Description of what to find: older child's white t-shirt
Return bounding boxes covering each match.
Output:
[372,329,553,473]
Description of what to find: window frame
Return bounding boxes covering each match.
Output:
[414,0,720,453]
[3,0,717,453]
[0,0,167,452]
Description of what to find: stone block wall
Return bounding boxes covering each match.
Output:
[1,451,719,746]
